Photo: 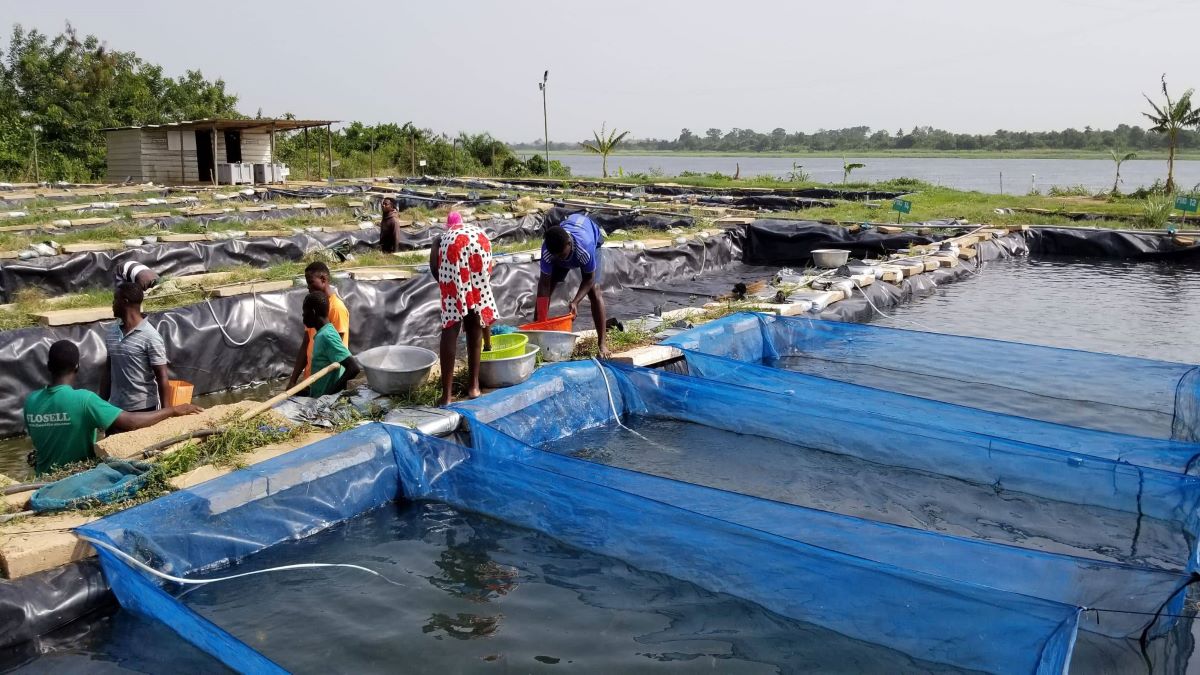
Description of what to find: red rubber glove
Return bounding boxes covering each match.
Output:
[535,296,550,322]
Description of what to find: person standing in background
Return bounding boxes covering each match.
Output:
[288,262,350,389]
[102,283,170,412]
[380,196,402,253]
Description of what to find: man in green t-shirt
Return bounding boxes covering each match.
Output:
[24,340,202,475]
[303,291,360,398]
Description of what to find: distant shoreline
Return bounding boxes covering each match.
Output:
[507,149,1200,161]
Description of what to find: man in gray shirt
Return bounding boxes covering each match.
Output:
[102,282,170,411]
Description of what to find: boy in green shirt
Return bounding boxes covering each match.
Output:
[303,292,360,397]
[24,340,202,475]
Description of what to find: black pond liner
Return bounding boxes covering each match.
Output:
[543,205,695,232]
[0,189,172,210]
[0,221,1192,654]
[0,216,544,302]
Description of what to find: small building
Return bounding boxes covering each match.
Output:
[103,118,336,185]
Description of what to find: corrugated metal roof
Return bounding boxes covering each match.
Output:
[102,118,337,133]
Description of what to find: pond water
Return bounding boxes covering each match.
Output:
[540,417,1180,570]
[550,153,1200,194]
[178,501,948,673]
[863,256,1200,363]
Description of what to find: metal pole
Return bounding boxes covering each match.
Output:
[326,123,334,182]
[31,126,39,183]
[270,122,277,184]
[370,131,375,179]
[999,171,1003,195]
[211,125,218,187]
[541,74,549,177]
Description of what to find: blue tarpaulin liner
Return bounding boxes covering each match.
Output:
[660,313,1200,474]
[662,312,1200,442]
[78,424,1082,674]
[453,361,1200,641]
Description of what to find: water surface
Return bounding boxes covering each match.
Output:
[181,501,958,673]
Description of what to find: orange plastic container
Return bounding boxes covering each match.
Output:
[165,380,194,406]
[519,312,576,332]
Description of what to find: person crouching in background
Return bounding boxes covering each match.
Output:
[429,211,497,405]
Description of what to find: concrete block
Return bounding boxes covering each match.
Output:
[0,513,98,579]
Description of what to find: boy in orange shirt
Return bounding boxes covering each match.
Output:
[288,262,350,388]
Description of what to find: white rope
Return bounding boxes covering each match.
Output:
[593,357,634,432]
[205,292,258,347]
[79,535,406,587]
[850,278,936,333]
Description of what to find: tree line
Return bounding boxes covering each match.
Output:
[0,23,567,182]
[514,123,1200,155]
[1,24,239,181]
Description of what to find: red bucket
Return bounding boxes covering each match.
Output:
[519,312,575,332]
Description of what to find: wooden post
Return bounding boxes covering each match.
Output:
[305,127,312,181]
[326,123,334,182]
[270,122,277,184]
[211,125,218,187]
[178,129,185,184]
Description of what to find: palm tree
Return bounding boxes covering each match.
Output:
[1108,148,1137,196]
[1142,74,1200,193]
[842,155,865,184]
[581,123,630,178]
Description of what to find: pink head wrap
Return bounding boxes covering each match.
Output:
[446,211,463,227]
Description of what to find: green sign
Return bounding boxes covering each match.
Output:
[892,198,912,214]
[1175,196,1198,213]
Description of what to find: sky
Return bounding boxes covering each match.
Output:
[6,0,1200,142]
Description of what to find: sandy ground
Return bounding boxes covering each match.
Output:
[96,402,261,460]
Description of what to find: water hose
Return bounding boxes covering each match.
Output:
[205,291,259,347]
[78,535,406,588]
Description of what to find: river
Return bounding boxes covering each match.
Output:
[545,153,1200,195]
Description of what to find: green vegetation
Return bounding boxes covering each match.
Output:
[1108,148,1137,195]
[1142,75,1200,192]
[580,123,631,179]
[842,156,865,184]
[1,23,238,181]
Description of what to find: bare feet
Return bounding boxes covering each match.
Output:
[466,387,483,400]
[437,395,453,407]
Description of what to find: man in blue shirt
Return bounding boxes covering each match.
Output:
[536,213,610,357]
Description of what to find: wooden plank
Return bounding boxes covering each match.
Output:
[34,306,113,326]
[347,267,414,281]
[209,280,294,297]
[875,225,903,234]
[922,259,940,272]
[610,344,682,367]
[756,301,813,316]
[957,247,978,260]
[159,233,208,242]
[61,242,123,254]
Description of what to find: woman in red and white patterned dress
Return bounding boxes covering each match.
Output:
[429,211,498,405]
